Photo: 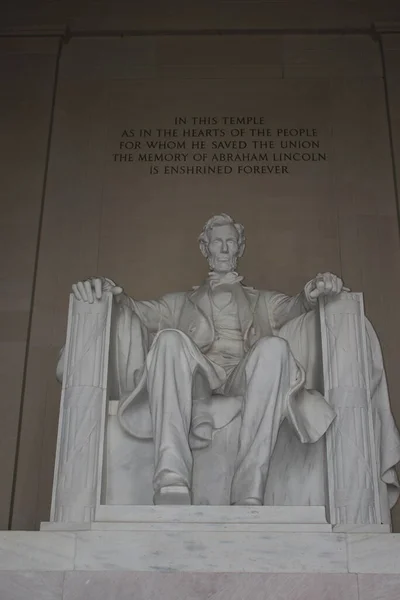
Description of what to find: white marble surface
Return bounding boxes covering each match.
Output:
[66,218,349,520]
[0,532,75,570]
[4,569,400,599]
[60,276,400,532]
[0,532,400,580]
[0,571,64,600]
[95,504,329,524]
[41,522,91,532]
[348,533,400,573]
[320,293,383,526]
[358,574,400,600]
[74,530,347,572]
[106,406,327,508]
[89,522,331,532]
[55,216,400,531]
[42,504,331,532]
[333,524,391,533]
[52,293,113,524]
[63,572,359,600]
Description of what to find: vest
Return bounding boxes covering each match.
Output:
[206,284,245,373]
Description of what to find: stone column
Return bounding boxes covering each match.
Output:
[50,293,113,523]
[320,292,383,528]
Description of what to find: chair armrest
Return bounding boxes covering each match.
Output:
[50,292,113,523]
[319,291,383,527]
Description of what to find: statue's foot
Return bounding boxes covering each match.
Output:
[153,485,191,505]
[234,497,262,506]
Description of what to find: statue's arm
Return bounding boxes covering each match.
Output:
[124,295,177,332]
[268,272,344,330]
[70,276,177,332]
[267,286,315,331]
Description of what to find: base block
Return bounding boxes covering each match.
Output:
[2,530,400,598]
[42,505,332,532]
[97,503,331,526]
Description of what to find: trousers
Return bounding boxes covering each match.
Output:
[146,329,300,504]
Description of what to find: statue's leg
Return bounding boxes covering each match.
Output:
[230,336,296,505]
[146,329,213,504]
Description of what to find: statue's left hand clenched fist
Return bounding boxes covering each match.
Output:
[72,277,123,303]
[308,272,347,300]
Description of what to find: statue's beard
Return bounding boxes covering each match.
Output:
[207,254,238,273]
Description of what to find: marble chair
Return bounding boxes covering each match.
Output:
[49,291,400,531]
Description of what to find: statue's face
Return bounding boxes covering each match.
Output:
[206,224,240,273]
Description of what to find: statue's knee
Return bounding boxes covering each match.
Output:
[154,329,185,350]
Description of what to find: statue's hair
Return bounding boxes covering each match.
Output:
[198,213,246,255]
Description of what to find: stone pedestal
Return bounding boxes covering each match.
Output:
[1,529,400,599]
[38,290,400,599]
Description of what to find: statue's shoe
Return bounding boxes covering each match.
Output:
[235,497,262,506]
[153,485,191,505]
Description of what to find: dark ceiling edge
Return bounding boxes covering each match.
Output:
[0,23,399,39]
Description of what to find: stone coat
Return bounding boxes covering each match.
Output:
[128,282,313,352]
[116,281,336,445]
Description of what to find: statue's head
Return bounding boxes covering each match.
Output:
[199,213,246,274]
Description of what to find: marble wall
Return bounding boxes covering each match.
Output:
[0,38,58,529]
[6,32,400,532]
[1,25,400,532]
[383,34,400,215]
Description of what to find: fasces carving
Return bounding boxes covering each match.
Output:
[51,294,112,523]
[321,293,381,525]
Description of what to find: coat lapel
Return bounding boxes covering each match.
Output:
[234,285,260,348]
[180,281,261,352]
[179,284,214,351]
[189,284,212,318]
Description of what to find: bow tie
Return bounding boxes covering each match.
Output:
[207,271,244,288]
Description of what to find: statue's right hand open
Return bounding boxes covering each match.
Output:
[72,277,123,303]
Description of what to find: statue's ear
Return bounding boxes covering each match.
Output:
[238,243,245,258]
[199,241,209,258]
